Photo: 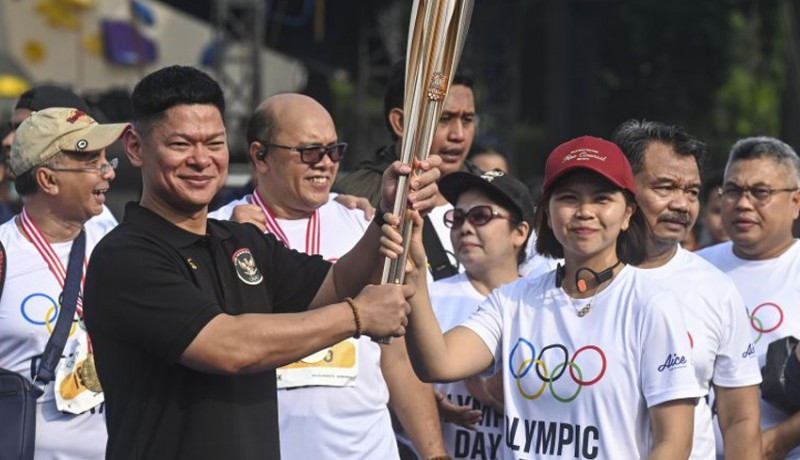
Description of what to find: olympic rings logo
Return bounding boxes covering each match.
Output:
[19,293,79,337]
[749,302,784,344]
[508,338,607,403]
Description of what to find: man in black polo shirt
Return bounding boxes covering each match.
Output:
[82,65,442,460]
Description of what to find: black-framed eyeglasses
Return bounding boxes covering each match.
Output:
[262,141,347,165]
[44,157,119,175]
[717,185,798,205]
[444,205,512,229]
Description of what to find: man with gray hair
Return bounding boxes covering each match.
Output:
[612,120,762,460]
[698,136,800,459]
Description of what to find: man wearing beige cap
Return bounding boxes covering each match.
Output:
[0,107,128,459]
[2,85,119,227]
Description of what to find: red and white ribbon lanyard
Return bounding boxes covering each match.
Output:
[20,208,90,347]
[251,190,320,255]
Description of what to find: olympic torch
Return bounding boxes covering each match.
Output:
[381,0,474,288]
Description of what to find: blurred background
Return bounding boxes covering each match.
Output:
[0,0,798,218]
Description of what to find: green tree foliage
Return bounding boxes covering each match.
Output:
[591,0,786,166]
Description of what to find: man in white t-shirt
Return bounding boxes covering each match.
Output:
[0,108,129,459]
[698,136,800,460]
[612,120,762,460]
[209,93,446,460]
[2,85,120,231]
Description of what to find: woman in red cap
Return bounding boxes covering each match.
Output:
[386,136,701,459]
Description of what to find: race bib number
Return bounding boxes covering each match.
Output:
[277,338,359,389]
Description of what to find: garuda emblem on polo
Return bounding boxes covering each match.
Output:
[232,248,263,285]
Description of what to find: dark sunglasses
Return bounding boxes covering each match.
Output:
[444,205,512,229]
[262,141,348,165]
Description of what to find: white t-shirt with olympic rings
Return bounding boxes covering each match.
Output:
[211,194,399,460]
[698,240,800,460]
[461,265,702,459]
[641,245,761,460]
[0,207,117,459]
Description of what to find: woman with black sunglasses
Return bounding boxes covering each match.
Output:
[405,169,535,459]
[384,136,702,459]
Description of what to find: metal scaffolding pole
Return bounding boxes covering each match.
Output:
[211,0,266,159]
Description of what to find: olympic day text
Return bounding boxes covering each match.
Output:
[445,392,503,459]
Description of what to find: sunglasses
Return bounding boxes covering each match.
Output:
[444,205,512,229]
[262,141,348,165]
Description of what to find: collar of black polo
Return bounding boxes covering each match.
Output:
[122,202,232,248]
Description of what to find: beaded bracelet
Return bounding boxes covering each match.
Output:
[344,297,363,339]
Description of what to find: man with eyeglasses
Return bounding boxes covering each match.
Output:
[698,136,800,460]
[2,85,120,230]
[209,93,447,460]
[612,120,763,460]
[0,107,129,459]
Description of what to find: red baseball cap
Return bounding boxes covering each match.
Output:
[541,135,637,196]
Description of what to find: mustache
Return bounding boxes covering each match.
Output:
[657,212,692,226]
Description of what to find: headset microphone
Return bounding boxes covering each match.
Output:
[556,260,622,293]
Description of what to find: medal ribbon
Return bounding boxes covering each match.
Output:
[20,208,90,353]
[251,190,321,255]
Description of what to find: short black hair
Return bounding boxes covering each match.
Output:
[534,185,648,266]
[700,168,724,204]
[245,103,279,145]
[15,85,90,113]
[611,119,707,178]
[383,59,475,140]
[14,168,39,196]
[131,65,225,132]
[468,142,505,159]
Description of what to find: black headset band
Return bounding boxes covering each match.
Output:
[555,260,622,292]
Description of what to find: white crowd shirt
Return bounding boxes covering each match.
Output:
[519,233,561,278]
[430,272,506,460]
[641,246,761,460]
[210,195,398,460]
[698,240,800,460]
[0,208,117,459]
[461,266,703,459]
